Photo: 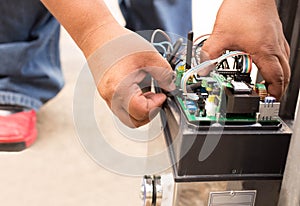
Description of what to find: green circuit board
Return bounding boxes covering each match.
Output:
[174,71,281,127]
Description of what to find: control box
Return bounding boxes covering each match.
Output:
[151,30,292,182]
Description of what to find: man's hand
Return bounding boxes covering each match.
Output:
[97,50,174,128]
[202,0,290,100]
[41,0,175,128]
[84,25,175,128]
[86,29,175,128]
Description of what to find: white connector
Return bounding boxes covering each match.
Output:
[259,102,280,120]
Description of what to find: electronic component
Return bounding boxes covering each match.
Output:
[222,87,260,116]
[150,30,291,192]
[259,96,280,120]
[185,100,197,115]
[205,95,217,117]
[255,83,268,101]
[175,62,185,87]
[151,29,283,127]
[231,81,252,94]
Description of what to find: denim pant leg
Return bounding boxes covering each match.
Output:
[120,0,192,37]
[0,0,64,110]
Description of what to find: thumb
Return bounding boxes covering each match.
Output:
[196,35,228,76]
[201,34,228,60]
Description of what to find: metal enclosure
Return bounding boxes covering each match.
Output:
[158,96,292,206]
[162,97,292,182]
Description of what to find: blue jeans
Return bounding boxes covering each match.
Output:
[0,0,191,110]
[120,0,192,37]
[0,0,63,110]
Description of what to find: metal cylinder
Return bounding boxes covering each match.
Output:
[140,175,163,206]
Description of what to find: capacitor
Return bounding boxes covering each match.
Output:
[205,95,217,117]
[187,104,197,115]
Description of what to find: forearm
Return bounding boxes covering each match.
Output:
[222,0,277,7]
[221,0,279,20]
[41,0,129,57]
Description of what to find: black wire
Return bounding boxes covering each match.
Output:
[194,39,207,65]
[167,38,183,63]
[217,59,229,70]
[234,56,243,71]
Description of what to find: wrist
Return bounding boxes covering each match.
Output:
[222,0,277,10]
[220,0,279,23]
[79,20,130,58]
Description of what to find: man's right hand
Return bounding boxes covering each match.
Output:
[201,0,290,100]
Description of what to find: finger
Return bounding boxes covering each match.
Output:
[119,51,176,92]
[201,34,228,59]
[284,39,290,58]
[278,53,291,92]
[143,65,176,91]
[252,54,284,100]
[282,39,291,91]
[112,107,150,128]
[278,37,290,91]
[109,66,168,127]
[138,74,152,92]
[281,39,289,60]
[128,92,166,121]
[199,34,229,76]
[131,107,161,127]
[112,93,165,128]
